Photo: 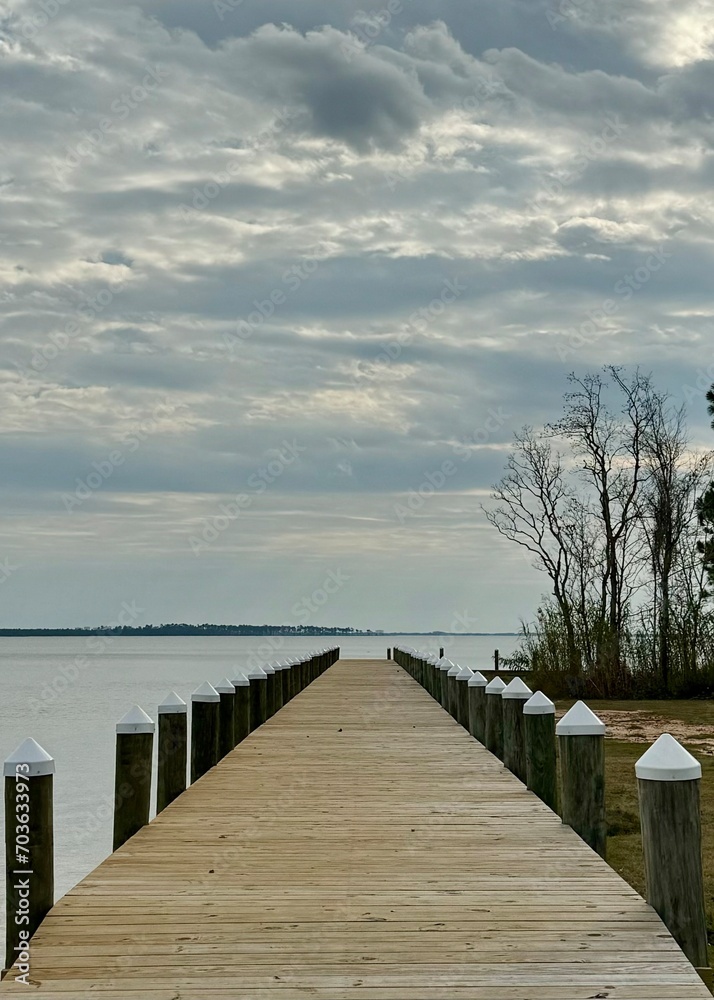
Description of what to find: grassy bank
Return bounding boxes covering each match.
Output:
[556,699,714,968]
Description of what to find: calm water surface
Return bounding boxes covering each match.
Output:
[0,634,519,922]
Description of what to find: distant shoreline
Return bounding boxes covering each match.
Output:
[0,627,519,637]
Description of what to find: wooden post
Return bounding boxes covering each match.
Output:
[467,671,488,743]
[636,734,709,974]
[456,666,474,728]
[447,663,461,719]
[437,657,451,709]
[484,677,506,760]
[428,655,439,700]
[523,691,557,812]
[247,666,268,729]
[157,692,187,813]
[4,738,54,975]
[494,648,500,672]
[113,706,154,851]
[277,660,290,707]
[262,662,277,719]
[231,672,251,745]
[439,646,445,658]
[387,648,392,660]
[271,662,284,713]
[501,677,532,783]
[215,679,236,760]
[190,682,220,783]
[557,701,606,859]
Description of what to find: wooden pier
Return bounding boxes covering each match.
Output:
[1,658,711,999]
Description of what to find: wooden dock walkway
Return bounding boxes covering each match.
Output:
[1,658,711,999]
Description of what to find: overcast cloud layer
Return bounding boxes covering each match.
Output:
[1,0,713,630]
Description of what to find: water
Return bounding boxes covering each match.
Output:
[0,634,519,920]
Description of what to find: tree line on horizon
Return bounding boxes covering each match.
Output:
[485,365,714,698]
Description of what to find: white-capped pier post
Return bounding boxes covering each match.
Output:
[231,672,251,745]
[248,665,268,729]
[262,662,277,719]
[157,692,187,813]
[447,663,461,720]
[215,678,236,759]
[636,735,709,974]
[113,706,154,850]
[502,677,532,783]
[4,739,54,974]
[190,682,220,783]
[557,701,606,858]
[467,671,488,743]
[456,666,473,728]
[484,676,507,760]
[523,691,557,811]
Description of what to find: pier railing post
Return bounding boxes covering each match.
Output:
[277,660,290,708]
[387,647,392,660]
[113,706,154,851]
[523,691,557,811]
[556,701,606,858]
[502,677,532,783]
[439,646,444,658]
[636,734,709,974]
[484,676,506,759]
[190,682,220,783]
[157,693,187,813]
[262,662,277,719]
[436,657,451,709]
[467,671,488,743]
[4,739,54,975]
[447,663,461,719]
[215,679,236,759]
[271,662,285,713]
[456,666,473,727]
[247,666,268,729]
[427,655,439,700]
[231,672,251,744]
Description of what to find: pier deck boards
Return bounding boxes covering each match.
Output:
[1,658,710,999]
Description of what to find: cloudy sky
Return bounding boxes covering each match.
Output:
[1,0,713,630]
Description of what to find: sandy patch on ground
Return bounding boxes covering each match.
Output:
[555,709,714,754]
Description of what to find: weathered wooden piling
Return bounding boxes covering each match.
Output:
[231,671,251,744]
[215,678,236,759]
[468,670,488,743]
[523,691,557,812]
[387,647,392,659]
[262,662,277,719]
[437,657,452,709]
[484,676,506,760]
[113,706,154,851]
[501,677,532,783]
[157,692,187,813]
[456,666,474,728]
[248,666,268,729]
[190,682,220,783]
[557,701,606,858]
[494,648,500,672]
[4,738,54,974]
[271,662,285,713]
[447,662,461,719]
[277,660,290,706]
[636,734,709,974]
[439,646,445,658]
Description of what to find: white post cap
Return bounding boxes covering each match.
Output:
[447,663,461,676]
[231,672,250,687]
[636,733,702,782]
[468,670,488,687]
[485,676,507,694]
[158,691,187,715]
[191,681,220,703]
[116,705,155,734]
[247,665,267,679]
[457,666,474,681]
[436,656,449,668]
[502,677,533,700]
[523,691,555,715]
[262,662,276,675]
[556,700,605,736]
[215,678,236,694]
[439,658,454,671]
[4,738,55,777]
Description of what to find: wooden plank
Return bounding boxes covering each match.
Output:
[0,659,710,999]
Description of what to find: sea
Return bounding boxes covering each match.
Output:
[0,634,520,924]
